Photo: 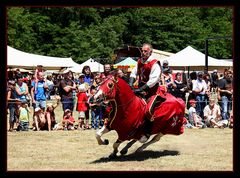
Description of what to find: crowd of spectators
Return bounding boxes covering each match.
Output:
[6,61,233,132]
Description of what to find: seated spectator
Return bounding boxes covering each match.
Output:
[62,109,75,130]
[45,96,60,131]
[33,107,46,131]
[203,97,227,128]
[188,99,205,128]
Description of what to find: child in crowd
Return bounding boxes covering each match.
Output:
[89,86,103,129]
[33,65,44,94]
[62,109,75,130]
[33,107,46,131]
[76,84,89,130]
[16,101,31,131]
[188,99,205,128]
[45,96,60,131]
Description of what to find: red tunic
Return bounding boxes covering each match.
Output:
[76,92,88,111]
[137,59,159,98]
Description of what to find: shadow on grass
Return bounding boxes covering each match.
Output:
[90,150,180,163]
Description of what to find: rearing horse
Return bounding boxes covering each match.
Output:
[94,75,186,158]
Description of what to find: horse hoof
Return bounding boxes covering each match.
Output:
[109,153,117,159]
[120,149,128,155]
[103,139,109,145]
[135,147,143,153]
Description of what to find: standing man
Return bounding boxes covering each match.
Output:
[31,71,48,112]
[58,70,76,113]
[192,71,208,120]
[129,43,163,143]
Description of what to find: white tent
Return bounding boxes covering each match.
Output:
[66,58,104,73]
[7,46,79,70]
[161,46,233,71]
[113,57,137,67]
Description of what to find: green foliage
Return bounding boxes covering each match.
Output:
[7,7,233,64]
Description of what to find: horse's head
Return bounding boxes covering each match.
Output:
[93,75,118,102]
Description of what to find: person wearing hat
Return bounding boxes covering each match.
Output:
[45,95,60,131]
[32,107,46,131]
[192,71,208,120]
[58,70,76,114]
[62,109,75,130]
[188,99,205,128]
[161,65,175,94]
[128,43,163,143]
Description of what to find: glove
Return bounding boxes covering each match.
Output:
[128,77,136,90]
[134,84,149,95]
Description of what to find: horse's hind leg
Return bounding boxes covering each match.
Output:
[136,132,164,153]
[109,139,122,159]
[120,139,137,155]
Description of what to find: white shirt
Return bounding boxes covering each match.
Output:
[130,55,161,88]
[192,78,207,95]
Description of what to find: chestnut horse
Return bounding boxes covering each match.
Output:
[94,75,186,158]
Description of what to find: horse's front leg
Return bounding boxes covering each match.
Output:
[120,139,137,155]
[136,132,164,153]
[109,139,122,159]
[95,125,109,145]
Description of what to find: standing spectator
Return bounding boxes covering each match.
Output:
[101,64,112,79]
[162,59,171,73]
[45,74,54,100]
[62,109,75,130]
[15,73,29,103]
[7,80,19,131]
[58,70,76,113]
[203,73,211,104]
[161,67,175,94]
[128,43,162,143]
[82,65,94,86]
[210,69,219,90]
[31,72,48,112]
[192,71,208,120]
[117,69,129,83]
[171,72,188,101]
[16,101,31,131]
[89,86,103,129]
[76,84,89,130]
[203,97,227,128]
[217,70,233,122]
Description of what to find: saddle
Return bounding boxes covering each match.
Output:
[145,94,166,121]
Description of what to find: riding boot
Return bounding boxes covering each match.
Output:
[139,94,166,143]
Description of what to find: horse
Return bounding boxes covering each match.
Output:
[93,75,187,158]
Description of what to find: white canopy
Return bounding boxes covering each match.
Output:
[113,57,137,67]
[66,58,104,73]
[161,46,233,71]
[7,46,79,70]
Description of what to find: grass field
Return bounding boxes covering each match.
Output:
[7,101,233,171]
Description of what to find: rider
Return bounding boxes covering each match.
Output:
[129,43,164,143]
